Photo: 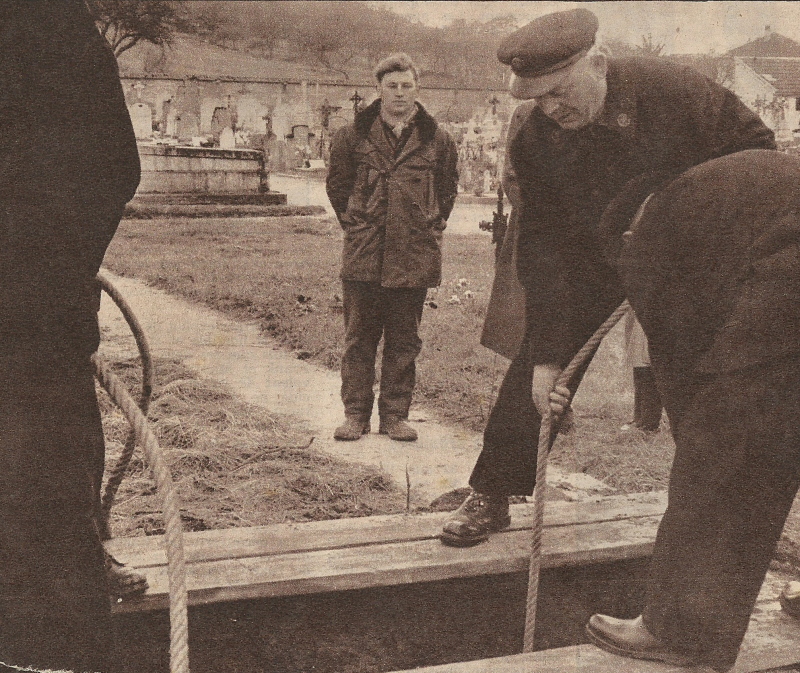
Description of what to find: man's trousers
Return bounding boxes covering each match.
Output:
[643,354,800,671]
[0,352,112,673]
[341,281,427,422]
[469,328,598,496]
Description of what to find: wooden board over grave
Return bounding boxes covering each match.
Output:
[107,492,666,614]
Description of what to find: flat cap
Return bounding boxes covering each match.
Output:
[498,8,598,99]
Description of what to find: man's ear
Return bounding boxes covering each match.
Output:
[589,51,608,78]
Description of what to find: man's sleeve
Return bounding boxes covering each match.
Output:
[685,67,777,156]
[325,127,356,223]
[437,133,459,222]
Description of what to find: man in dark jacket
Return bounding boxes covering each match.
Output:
[576,149,800,671]
[326,53,458,442]
[441,7,776,546]
[0,2,140,670]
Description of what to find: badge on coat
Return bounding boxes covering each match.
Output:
[617,113,631,128]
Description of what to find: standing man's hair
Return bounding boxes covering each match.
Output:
[375,53,419,83]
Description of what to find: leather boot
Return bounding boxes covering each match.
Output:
[334,417,370,441]
[586,614,703,667]
[440,491,511,547]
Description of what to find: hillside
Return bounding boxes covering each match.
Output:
[117,33,375,85]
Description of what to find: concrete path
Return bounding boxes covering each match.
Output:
[98,271,612,508]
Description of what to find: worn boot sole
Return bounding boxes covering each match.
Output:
[439,514,511,547]
[585,623,701,667]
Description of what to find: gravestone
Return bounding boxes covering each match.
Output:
[219,126,236,150]
[272,104,291,140]
[128,102,153,140]
[211,107,234,143]
[176,112,200,142]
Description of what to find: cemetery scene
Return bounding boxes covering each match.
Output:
[7,3,800,673]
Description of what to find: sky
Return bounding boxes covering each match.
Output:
[379,1,800,55]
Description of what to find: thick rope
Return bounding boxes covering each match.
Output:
[93,354,190,673]
[523,300,631,652]
[96,271,155,539]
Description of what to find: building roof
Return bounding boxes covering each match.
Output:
[739,57,800,97]
[727,30,800,58]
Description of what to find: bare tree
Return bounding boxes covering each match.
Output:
[639,33,666,56]
[86,0,176,56]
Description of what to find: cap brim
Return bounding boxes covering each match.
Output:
[509,67,572,100]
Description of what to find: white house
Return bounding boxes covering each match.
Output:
[725,27,800,142]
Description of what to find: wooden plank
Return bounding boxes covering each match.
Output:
[111,514,661,614]
[389,573,800,673]
[106,492,667,569]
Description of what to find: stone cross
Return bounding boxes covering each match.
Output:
[350,90,364,115]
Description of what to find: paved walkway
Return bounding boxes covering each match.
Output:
[98,271,612,508]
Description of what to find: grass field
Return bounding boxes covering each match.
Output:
[103,214,677,495]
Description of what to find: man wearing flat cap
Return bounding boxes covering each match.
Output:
[442,7,775,547]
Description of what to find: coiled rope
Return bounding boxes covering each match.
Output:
[523,300,631,652]
[94,272,189,673]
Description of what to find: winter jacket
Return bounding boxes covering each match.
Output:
[326,100,458,288]
[509,56,776,366]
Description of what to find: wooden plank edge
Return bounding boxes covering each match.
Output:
[107,492,667,569]
[112,518,659,614]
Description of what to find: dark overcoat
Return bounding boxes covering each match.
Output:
[509,56,776,367]
[0,0,140,361]
[479,100,536,359]
[0,3,140,670]
[326,99,458,288]
[606,149,800,670]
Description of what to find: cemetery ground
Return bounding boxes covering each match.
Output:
[100,213,800,672]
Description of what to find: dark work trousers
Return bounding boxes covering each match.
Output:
[633,366,664,430]
[643,354,800,671]
[0,352,112,673]
[341,280,427,422]
[469,323,600,496]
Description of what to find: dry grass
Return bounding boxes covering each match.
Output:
[98,356,406,537]
[103,215,677,495]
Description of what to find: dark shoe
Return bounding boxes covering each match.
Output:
[440,491,511,547]
[105,550,148,599]
[586,614,700,667]
[780,581,800,618]
[334,418,370,441]
[378,417,418,441]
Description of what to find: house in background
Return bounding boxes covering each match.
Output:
[724,26,800,142]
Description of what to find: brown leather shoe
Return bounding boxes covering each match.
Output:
[378,417,418,441]
[780,581,800,619]
[440,491,510,547]
[105,550,148,599]
[333,418,370,441]
[586,614,701,667]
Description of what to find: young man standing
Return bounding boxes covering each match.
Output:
[326,54,458,442]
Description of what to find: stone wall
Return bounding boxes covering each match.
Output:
[137,144,265,194]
